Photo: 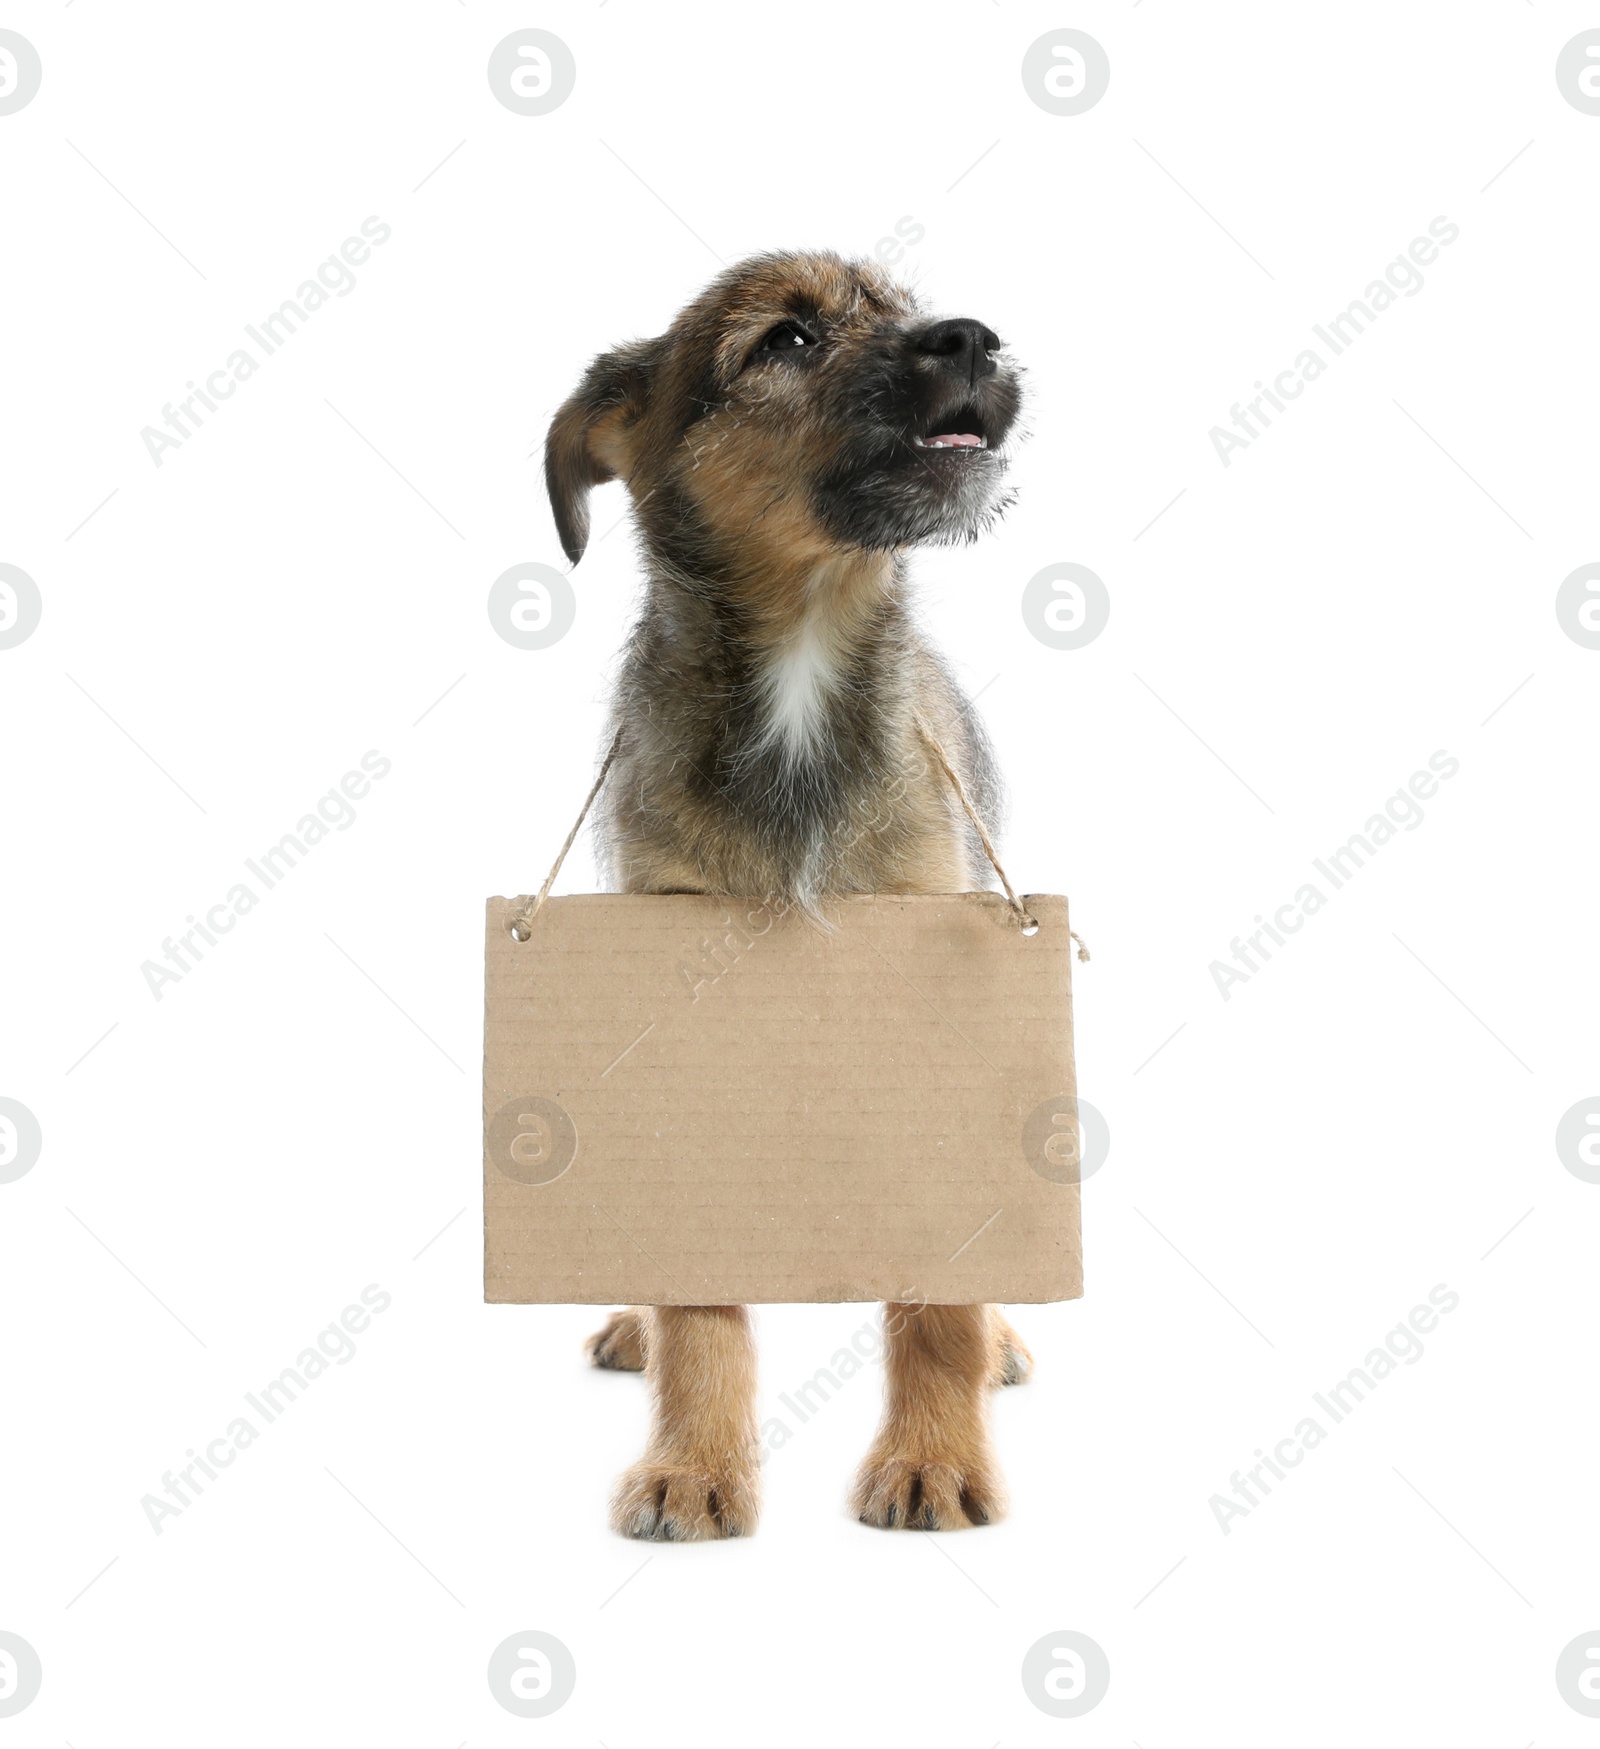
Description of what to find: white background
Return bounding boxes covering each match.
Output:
[2,3,1597,1743]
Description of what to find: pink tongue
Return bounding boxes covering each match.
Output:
[927,431,983,447]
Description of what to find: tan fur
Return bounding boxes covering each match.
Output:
[584,1306,647,1372]
[610,1307,760,1540]
[850,1303,1007,1528]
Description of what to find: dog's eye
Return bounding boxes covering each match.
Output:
[755,320,817,358]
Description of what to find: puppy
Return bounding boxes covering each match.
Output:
[546,250,1031,1538]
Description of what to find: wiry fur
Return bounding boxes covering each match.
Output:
[597,569,1001,912]
[548,251,1031,1536]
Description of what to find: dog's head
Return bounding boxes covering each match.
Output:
[546,250,1023,570]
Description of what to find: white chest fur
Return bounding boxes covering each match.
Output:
[754,605,844,765]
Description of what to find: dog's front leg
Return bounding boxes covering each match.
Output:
[851,1302,1009,1529]
[611,1304,759,1540]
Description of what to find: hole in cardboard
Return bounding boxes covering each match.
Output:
[1021,916,1040,936]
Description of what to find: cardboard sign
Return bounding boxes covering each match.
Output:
[483,892,1082,1306]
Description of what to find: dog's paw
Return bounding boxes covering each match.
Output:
[850,1452,1006,1530]
[585,1307,647,1372]
[993,1317,1033,1387]
[611,1458,758,1541]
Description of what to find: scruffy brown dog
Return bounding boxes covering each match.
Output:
[546,250,1032,1538]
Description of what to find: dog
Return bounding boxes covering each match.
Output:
[545,250,1031,1537]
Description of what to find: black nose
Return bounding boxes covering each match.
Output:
[913,316,1001,381]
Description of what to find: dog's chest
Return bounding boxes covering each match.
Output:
[754,616,841,764]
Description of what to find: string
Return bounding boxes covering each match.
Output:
[511,717,1088,960]
[507,724,626,939]
[914,716,1089,960]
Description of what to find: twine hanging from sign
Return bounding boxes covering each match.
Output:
[507,724,626,940]
[508,719,1088,961]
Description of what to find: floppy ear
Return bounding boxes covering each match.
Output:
[544,341,657,564]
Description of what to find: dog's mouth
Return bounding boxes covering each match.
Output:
[815,382,1017,546]
[911,404,990,451]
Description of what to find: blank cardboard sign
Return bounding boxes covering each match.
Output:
[483,892,1082,1306]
